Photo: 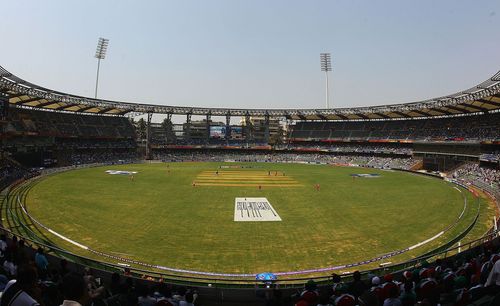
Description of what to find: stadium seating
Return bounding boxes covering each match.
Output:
[152,150,419,170]
[4,107,136,139]
[453,163,500,190]
[2,107,138,167]
[290,113,500,141]
[0,157,37,191]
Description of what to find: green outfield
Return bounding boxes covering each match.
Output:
[12,162,495,276]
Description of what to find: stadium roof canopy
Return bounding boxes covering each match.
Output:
[1,65,500,120]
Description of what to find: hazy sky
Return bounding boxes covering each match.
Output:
[1,0,499,112]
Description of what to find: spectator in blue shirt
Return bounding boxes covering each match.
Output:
[34,248,48,278]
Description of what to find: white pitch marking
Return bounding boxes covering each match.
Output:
[234,198,282,222]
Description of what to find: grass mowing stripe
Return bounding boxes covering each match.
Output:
[195,179,299,183]
[195,177,295,180]
[194,183,303,187]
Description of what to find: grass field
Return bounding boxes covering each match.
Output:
[17,162,494,276]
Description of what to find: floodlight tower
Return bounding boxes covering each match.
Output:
[94,37,109,99]
[320,53,332,108]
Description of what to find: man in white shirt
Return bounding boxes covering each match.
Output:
[485,255,500,293]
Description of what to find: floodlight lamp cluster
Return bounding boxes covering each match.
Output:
[95,38,109,60]
[320,53,332,72]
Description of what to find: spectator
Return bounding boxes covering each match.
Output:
[317,294,333,306]
[60,272,89,306]
[83,268,105,300]
[0,275,8,293]
[16,240,28,266]
[0,235,7,261]
[178,291,196,306]
[383,284,401,306]
[349,271,367,297]
[106,283,133,306]
[0,265,41,306]
[2,253,17,277]
[399,281,415,306]
[468,274,484,301]
[137,283,156,306]
[155,301,173,306]
[380,274,398,302]
[59,259,69,277]
[299,280,319,305]
[108,272,121,297]
[172,286,187,304]
[358,290,379,306]
[266,289,284,306]
[370,276,383,303]
[34,248,48,277]
[485,255,500,293]
[6,236,18,259]
[333,292,356,306]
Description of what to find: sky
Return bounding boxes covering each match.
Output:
[1,0,500,117]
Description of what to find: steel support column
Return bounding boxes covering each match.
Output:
[245,113,251,143]
[206,113,211,143]
[165,112,173,143]
[225,113,231,143]
[264,113,270,144]
[145,112,153,160]
[185,113,192,142]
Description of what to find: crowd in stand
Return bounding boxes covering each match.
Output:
[264,239,500,306]
[5,108,136,139]
[56,139,137,150]
[291,113,500,141]
[453,164,500,190]
[0,234,201,306]
[152,151,418,170]
[276,144,413,155]
[479,152,500,163]
[329,155,417,170]
[0,233,498,306]
[0,157,38,191]
[68,151,139,166]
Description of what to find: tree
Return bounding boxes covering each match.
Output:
[135,118,147,140]
[161,117,175,143]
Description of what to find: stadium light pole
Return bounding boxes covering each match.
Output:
[94,37,109,99]
[320,53,332,108]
